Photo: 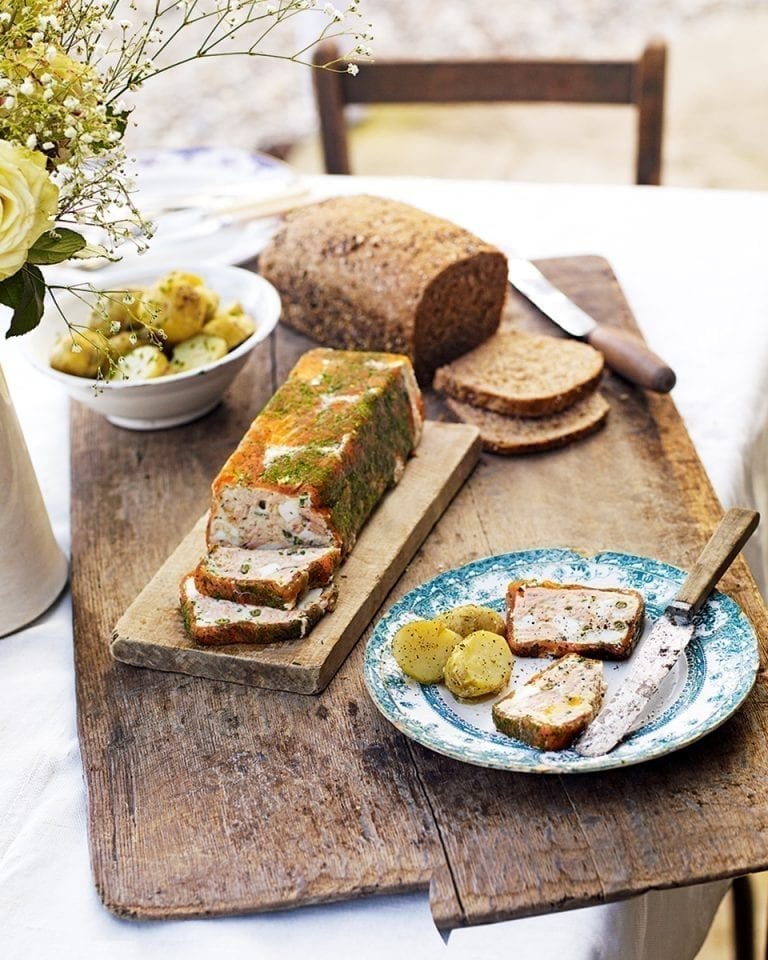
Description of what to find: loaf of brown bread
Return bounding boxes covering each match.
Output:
[258,195,508,381]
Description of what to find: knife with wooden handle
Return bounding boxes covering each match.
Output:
[574,507,759,757]
[506,258,676,393]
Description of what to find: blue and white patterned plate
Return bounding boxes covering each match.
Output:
[363,549,759,773]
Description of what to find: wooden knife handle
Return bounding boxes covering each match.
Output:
[671,508,760,619]
[586,324,676,393]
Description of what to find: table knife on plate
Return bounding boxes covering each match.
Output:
[506,257,676,393]
[574,507,759,757]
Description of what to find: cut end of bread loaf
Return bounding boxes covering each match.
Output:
[446,392,609,454]
[433,330,604,417]
[258,195,507,382]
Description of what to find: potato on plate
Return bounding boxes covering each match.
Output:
[392,619,462,684]
[443,629,513,699]
[434,603,506,639]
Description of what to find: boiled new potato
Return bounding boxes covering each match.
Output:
[105,328,153,361]
[435,604,506,639]
[50,270,250,380]
[443,629,513,699]
[202,303,257,349]
[109,344,169,380]
[392,620,462,684]
[143,272,215,345]
[89,288,145,334]
[169,333,228,373]
[49,328,109,378]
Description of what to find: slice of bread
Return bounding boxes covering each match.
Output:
[433,330,604,417]
[445,392,609,454]
[506,580,645,660]
[492,654,606,751]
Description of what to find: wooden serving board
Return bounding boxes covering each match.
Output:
[109,420,481,694]
[72,256,768,928]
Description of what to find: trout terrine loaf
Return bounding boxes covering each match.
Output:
[258,195,508,382]
[207,348,424,557]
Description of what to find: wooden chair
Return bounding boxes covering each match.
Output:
[312,39,667,185]
[732,874,755,960]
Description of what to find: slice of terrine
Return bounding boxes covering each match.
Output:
[492,654,606,750]
[193,544,340,609]
[180,576,338,645]
[506,580,645,660]
[206,348,424,556]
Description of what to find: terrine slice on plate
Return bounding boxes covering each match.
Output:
[506,579,645,660]
[492,653,606,750]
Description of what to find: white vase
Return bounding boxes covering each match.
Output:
[0,362,68,637]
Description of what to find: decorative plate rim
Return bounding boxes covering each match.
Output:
[363,548,758,774]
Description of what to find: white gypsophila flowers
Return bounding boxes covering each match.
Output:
[0,0,374,338]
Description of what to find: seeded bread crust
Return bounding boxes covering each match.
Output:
[506,580,645,660]
[433,330,604,417]
[446,392,609,454]
[258,195,508,382]
[492,654,606,750]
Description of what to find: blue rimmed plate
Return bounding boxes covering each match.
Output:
[363,549,759,773]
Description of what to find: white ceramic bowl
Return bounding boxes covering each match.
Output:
[22,263,281,430]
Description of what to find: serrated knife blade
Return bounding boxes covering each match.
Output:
[506,257,677,393]
[574,507,759,757]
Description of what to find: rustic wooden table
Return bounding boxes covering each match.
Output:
[71,253,768,928]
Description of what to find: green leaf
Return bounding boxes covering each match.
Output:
[26,228,86,265]
[0,265,46,337]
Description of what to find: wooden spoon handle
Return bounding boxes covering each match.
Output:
[586,323,676,393]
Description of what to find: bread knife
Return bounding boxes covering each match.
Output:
[574,507,759,757]
[506,258,676,393]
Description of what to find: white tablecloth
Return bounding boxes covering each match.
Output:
[4,176,767,960]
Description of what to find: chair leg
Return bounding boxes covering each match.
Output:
[731,875,754,960]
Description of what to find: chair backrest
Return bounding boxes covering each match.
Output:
[312,39,667,185]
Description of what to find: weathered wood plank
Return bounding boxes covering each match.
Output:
[72,336,465,921]
[110,421,481,693]
[71,256,768,928]
[412,256,768,927]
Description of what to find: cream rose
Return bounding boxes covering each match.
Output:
[0,140,59,281]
